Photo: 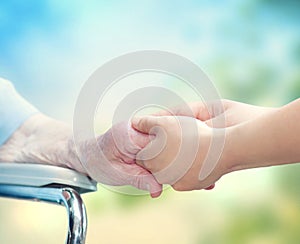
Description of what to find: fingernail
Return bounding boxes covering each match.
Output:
[150,188,162,198]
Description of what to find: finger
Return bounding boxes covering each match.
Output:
[153,102,207,119]
[131,115,162,134]
[152,108,173,116]
[125,163,163,198]
[128,124,153,149]
[110,122,152,161]
[135,126,168,170]
[204,184,215,190]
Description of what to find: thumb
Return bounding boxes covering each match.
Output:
[128,123,152,149]
[131,116,161,134]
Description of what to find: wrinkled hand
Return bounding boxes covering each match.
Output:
[77,121,162,197]
[132,115,230,191]
[0,114,162,198]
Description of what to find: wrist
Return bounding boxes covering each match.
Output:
[208,125,242,177]
[71,133,108,183]
[222,125,246,174]
[223,106,284,173]
[195,124,234,182]
[0,113,88,175]
[65,136,88,175]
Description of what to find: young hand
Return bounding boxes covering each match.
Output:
[132,115,230,191]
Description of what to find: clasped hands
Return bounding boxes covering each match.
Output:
[84,99,273,198]
[0,99,273,198]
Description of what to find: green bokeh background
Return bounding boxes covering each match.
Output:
[0,0,300,243]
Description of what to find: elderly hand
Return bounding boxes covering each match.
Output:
[131,115,231,191]
[0,113,162,198]
[77,120,162,197]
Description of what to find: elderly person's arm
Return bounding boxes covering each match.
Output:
[0,78,162,198]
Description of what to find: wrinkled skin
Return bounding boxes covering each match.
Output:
[0,114,162,198]
[78,121,162,197]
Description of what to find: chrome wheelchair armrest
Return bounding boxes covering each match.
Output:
[0,163,97,244]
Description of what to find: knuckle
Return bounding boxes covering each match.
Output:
[130,175,145,190]
[138,118,146,130]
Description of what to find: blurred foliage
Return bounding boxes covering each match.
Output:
[212,59,277,104]
[275,164,300,201]
[198,202,300,244]
[286,73,300,103]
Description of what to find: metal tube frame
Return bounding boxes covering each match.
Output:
[0,185,87,244]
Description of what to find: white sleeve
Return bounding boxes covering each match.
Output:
[0,78,38,145]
